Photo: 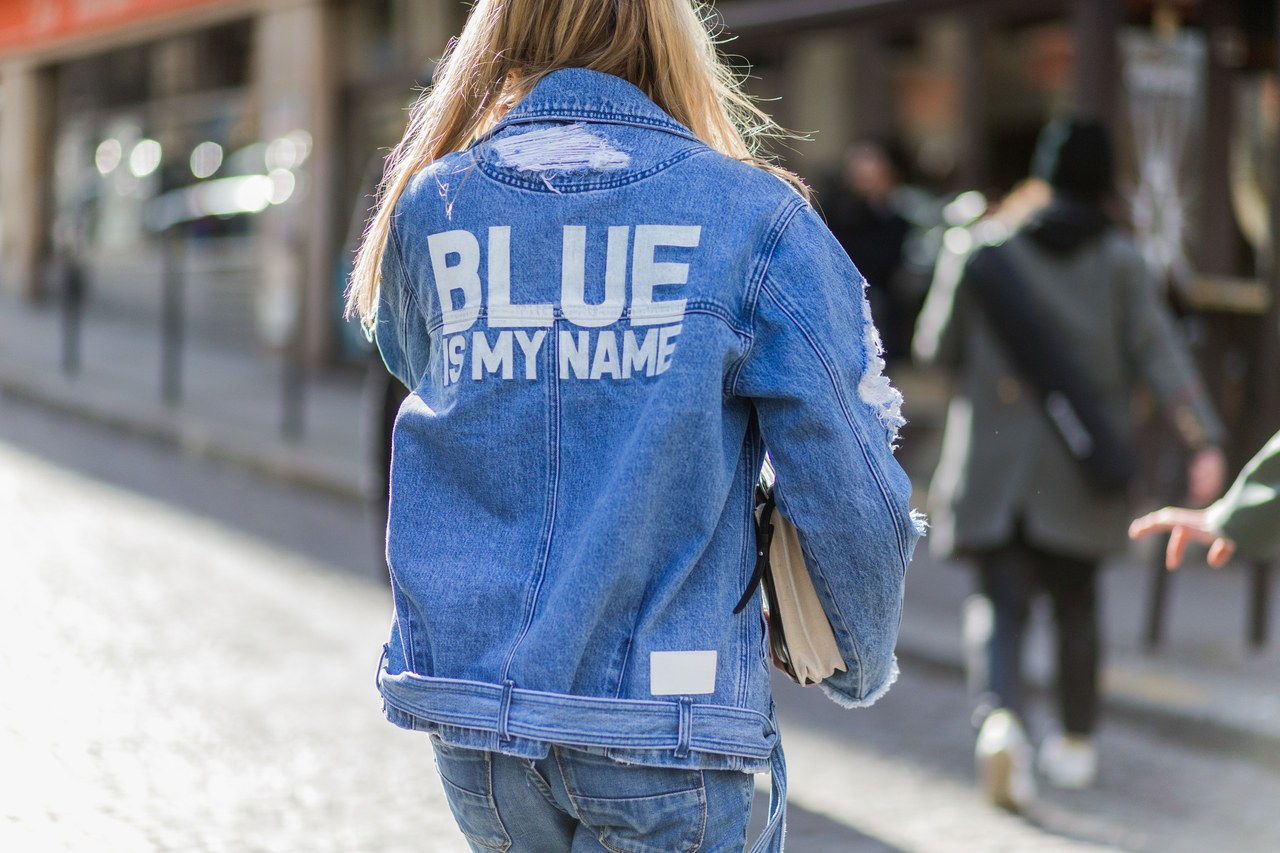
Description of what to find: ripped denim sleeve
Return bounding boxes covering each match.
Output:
[857,320,906,450]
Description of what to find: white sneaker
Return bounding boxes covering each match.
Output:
[1038,733,1098,789]
[975,709,1036,811]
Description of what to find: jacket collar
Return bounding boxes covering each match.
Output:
[485,67,700,142]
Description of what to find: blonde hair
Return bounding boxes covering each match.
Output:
[345,0,807,326]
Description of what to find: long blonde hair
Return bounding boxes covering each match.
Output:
[345,0,807,326]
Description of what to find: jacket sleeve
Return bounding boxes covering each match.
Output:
[733,201,922,708]
[1120,248,1226,449]
[1205,430,1280,560]
[373,225,431,390]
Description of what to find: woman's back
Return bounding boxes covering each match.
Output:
[373,69,918,769]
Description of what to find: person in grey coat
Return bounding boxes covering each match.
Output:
[913,118,1226,807]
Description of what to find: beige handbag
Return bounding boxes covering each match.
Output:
[733,459,848,686]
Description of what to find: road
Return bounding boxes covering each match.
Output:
[1,394,1277,852]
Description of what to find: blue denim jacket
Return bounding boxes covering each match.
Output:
[374,68,919,782]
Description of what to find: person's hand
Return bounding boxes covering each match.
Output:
[1187,446,1227,506]
[1128,507,1236,570]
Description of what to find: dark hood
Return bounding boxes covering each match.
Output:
[1022,195,1111,253]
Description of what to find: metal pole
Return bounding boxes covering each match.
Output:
[160,226,185,405]
[958,9,990,191]
[1143,544,1171,650]
[282,234,306,440]
[1250,561,1272,650]
[1072,0,1121,127]
[60,252,84,376]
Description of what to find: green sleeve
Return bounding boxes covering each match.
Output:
[1205,431,1280,560]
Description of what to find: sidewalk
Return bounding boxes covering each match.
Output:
[0,293,373,501]
[898,543,1280,759]
[1,291,1277,760]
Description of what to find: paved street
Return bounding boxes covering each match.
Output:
[3,394,1279,852]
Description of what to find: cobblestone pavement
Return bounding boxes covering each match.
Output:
[3,395,1279,852]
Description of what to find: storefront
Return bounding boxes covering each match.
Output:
[0,0,459,364]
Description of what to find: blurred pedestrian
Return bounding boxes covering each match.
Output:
[823,141,915,360]
[914,117,1226,809]
[345,1,919,851]
[1130,430,1280,568]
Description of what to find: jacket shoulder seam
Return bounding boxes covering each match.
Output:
[386,222,423,385]
[727,197,807,398]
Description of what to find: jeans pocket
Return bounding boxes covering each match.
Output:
[556,750,707,853]
[431,741,512,852]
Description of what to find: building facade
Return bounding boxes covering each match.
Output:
[0,0,462,362]
[0,0,1276,452]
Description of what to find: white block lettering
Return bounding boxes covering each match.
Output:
[513,330,547,380]
[589,331,620,379]
[559,330,590,379]
[428,230,482,335]
[621,328,659,378]
[562,225,628,328]
[656,324,682,375]
[630,225,700,326]
[445,335,466,385]
[487,226,553,327]
[472,331,514,380]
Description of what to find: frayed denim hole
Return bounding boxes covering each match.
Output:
[490,124,630,174]
[857,320,906,449]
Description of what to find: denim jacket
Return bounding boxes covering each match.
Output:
[374,68,919,792]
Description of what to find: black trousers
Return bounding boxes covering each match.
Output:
[970,531,1101,736]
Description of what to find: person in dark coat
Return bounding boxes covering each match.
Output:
[823,141,913,360]
[914,118,1227,808]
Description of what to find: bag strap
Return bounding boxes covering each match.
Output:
[733,485,776,614]
[964,241,1137,493]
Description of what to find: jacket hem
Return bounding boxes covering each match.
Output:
[379,666,777,773]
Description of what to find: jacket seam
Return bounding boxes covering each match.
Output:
[474,146,707,193]
[387,223,424,385]
[426,304,743,339]
[761,280,911,573]
[490,107,699,139]
[736,427,760,707]
[496,322,563,692]
[727,198,807,398]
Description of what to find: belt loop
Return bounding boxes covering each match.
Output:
[498,680,515,743]
[674,697,693,759]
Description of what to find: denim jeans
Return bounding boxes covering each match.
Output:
[431,739,756,852]
[967,530,1100,736]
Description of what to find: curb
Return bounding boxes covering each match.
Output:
[0,370,372,505]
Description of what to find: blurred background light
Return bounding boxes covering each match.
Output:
[189,141,223,179]
[128,139,162,178]
[94,138,122,176]
[267,168,295,205]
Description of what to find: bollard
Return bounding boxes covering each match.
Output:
[1143,536,1172,650]
[1250,561,1272,650]
[160,227,186,405]
[281,235,306,441]
[60,253,85,377]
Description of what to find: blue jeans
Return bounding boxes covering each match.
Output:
[431,739,756,852]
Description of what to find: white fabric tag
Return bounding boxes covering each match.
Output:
[649,650,717,695]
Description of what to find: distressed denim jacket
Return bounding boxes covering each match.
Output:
[373,68,920,844]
